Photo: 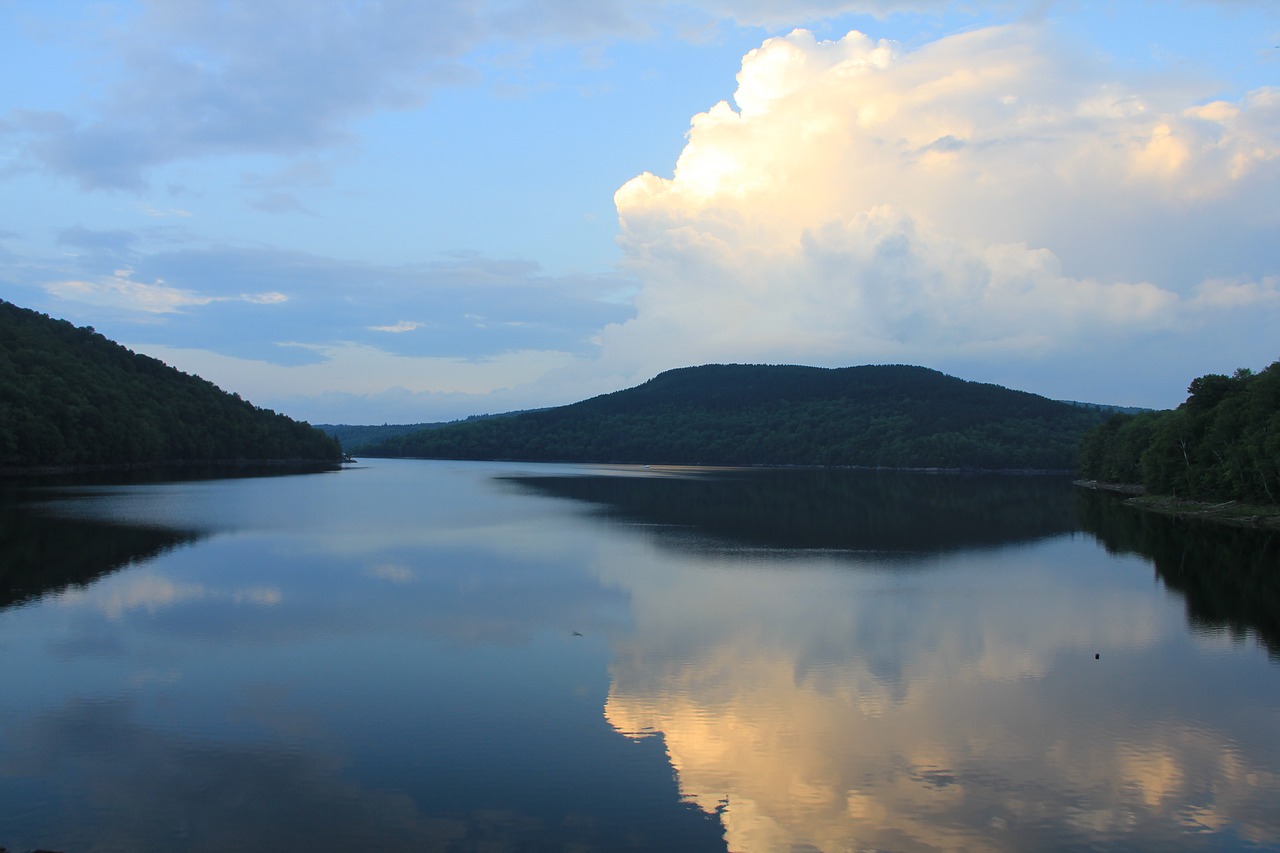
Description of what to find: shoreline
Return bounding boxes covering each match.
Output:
[0,458,346,482]
[1072,479,1145,495]
[359,453,1076,475]
[1075,479,1280,531]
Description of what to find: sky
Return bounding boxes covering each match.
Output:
[2,0,1278,424]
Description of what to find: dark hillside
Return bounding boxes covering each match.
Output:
[318,409,531,449]
[0,299,342,470]
[362,364,1107,470]
[317,422,441,448]
[1077,359,1280,504]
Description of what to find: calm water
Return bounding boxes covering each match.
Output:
[0,459,1277,852]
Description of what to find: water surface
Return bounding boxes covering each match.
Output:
[0,459,1276,851]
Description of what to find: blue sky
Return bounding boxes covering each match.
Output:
[2,1,1278,424]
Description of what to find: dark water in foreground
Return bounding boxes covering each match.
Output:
[0,459,1277,852]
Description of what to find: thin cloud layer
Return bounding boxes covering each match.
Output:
[604,25,1280,402]
[44,269,286,315]
[3,0,652,190]
[23,242,631,363]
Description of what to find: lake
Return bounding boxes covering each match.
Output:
[1,459,1277,852]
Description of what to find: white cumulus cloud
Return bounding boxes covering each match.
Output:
[603,25,1280,400]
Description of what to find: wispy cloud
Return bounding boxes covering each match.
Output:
[1,0,665,190]
[368,320,424,333]
[140,206,193,218]
[43,269,288,315]
[29,246,633,364]
[366,563,415,584]
[56,225,137,252]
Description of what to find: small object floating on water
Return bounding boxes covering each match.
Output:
[572,630,583,637]
[1095,653,1100,660]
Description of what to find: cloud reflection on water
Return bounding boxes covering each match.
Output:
[498,469,1280,852]
[596,539,1280,852]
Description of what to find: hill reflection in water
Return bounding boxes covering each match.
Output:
[0,488,202,611]
[502,466,1080,558]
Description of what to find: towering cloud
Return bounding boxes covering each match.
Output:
[604,26,1280,402]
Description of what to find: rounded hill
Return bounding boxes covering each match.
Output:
[361,363,1107,470]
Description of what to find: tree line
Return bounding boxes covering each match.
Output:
[1077,360,1280,504]
[0,300,343,469]
[358,363,1109,470]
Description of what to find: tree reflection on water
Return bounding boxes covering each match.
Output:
[503,467,1080,556]
[1077,489,1280,658]
[0,488,201,611]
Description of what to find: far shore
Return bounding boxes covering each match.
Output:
[0,458,346,481]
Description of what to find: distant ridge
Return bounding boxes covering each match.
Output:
[359,363,1110,470]
[0,299,343,471]
[316,409,534,449]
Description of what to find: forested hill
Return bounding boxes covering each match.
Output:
[0,300,342,470]
[1077,360,1280,504]
[316,409,534,449]
[359,364,1109,470]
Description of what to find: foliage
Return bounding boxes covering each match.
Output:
[1077,361,1280,504]
[317,410,527,450]
[0,299,343,468]
[360,364,1109,470]
[317,422,442,449]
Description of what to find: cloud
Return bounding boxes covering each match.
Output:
[1190,275,1280,310]
[246,191,313,215]
[0,0,665,190]
[130,340,589,422]
[7,7,1277,421]
[241,291,289,305]
[4,1,1274,196]
[43,268,288,315]
[53,573,281,620]
[3,0,997,192]
[687,0,1280,30]
[56,225,137,252]
[241,159,334,214]
[369,320,425,333]
[5,1,478,189]
[601,25,1280,396]
[366,562,416,584]
[139,205,193,218]
[24,244,633,365]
